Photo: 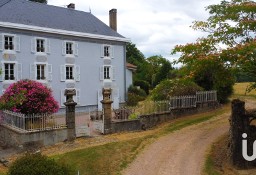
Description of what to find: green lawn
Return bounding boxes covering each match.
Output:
[233,82,256,96]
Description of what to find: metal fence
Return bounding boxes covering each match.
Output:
[169,90,217,109]
[0,110,66,132]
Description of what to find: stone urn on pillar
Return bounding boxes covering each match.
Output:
[101,88,113,134]
[64,89,77,142]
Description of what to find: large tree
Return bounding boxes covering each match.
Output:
[29,0,47,4]
[172,0,256,101]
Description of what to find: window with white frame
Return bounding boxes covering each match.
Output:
[31,37,50,54]
[62,41,78,56]
[66,65,74,80]
[30,63,52,82]
[36,64,46,80]
[100,65,115,81]
[0,34,20,52]
[104,66,111,80]
[36,39,45,52]
[4,35,14,50]
[60,64,80,82]
[4,63,15,80]
[66,42,73,55]
[101,45,114,58]
[0,62,22,82]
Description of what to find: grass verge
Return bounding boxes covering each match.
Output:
[53,106,229,175]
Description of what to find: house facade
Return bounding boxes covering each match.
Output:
[0,0,131,113]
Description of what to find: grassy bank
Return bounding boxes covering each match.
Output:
[53,106,229,175]
[233,82,256,97]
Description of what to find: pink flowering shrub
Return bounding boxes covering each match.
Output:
[0,80,59,114]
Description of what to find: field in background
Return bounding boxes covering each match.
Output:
[233,82,256,96]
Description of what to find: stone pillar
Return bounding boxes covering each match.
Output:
[229,99,248,168]
[64,89,77,142]
[101,88,113,134]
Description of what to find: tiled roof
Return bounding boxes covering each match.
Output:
[0,0,124,38]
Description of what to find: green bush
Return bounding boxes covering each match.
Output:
[134,80,150,94]
[127,85,147,106]
[151,79,203,101]
[8,153,75,175]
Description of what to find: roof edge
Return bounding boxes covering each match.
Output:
[0,22,130,42]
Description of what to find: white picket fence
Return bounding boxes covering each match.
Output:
[169,90,217,110]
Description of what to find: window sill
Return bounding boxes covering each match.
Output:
[35,52,47,56]
[2,80,16,84]
[3,50,16,55]
[65,54,75,57]
[65,80,75,83]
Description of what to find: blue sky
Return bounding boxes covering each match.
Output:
[48,0,221,62]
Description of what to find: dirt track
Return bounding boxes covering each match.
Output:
[122,113,229,175]
[123,100,256,175]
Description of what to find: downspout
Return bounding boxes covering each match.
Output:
[124,43,127,102]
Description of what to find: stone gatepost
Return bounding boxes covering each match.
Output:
[64,89,77,142]
[229,99,248,168]
[101,88,113,134]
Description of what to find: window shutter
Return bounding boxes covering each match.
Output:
[60,65,65,81]
[76,89,81,105]
[100,66,104,80]
[75,65,80,82]
[60,90,65,107]
[111,46,114,59]
[17,63,22,81]
[62,41,66,55]
[74,42,78,56]
[48,64,52,81]
[113,88,120,109]
[100,45,104,58]
[46,39,50,54]
[0,34,2,51]
[111,66,116,81]
[30,64,35,80]
[31,38,36,53]
[98,89,103,111]
[0,62,3,81]
[16,36,20,52]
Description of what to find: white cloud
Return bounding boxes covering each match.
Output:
[48,0,221,62]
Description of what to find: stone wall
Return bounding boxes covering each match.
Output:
[111,104,218,133]
[0,125,68,150]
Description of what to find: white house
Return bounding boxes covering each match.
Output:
[0,0,132,113]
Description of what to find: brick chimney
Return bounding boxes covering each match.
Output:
[67,3,75,9]
[109,9,117,31]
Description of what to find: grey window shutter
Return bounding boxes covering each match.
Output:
[17,63,22,81]
[111,66,116,81]
[60,90,65,107]
[74,43,78,56]
[31,38,36,53]
[60,65,65,81]
[111,46,114,59]
[46,39,50,54]
[62,41,66,55]
[75,65,80,82]
[100,45,104,58]
[0,34,2,51]
[98,89,103,111]
[48,64,52,81]
[16,36,20,52]
[76,89,81,105]
[0,62,3,81]
[100,66,104,80]
[30,64,35,80]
